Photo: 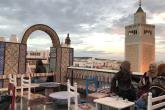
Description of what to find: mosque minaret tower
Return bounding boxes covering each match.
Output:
[125,0,155,72]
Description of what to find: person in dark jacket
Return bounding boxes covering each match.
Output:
[32,60,46,83]
[35,60,46,73]
[46,70,54,82]
[111,61,136,101]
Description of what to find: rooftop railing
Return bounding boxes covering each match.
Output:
[66,66,142,89]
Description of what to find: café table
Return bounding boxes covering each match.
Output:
[39,82,60,96]
[94,97,135,110]
[49,91,79,105]
[87,92,109,103]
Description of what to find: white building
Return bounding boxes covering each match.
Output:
[73,57,121,70]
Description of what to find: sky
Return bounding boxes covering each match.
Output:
[0,0,165,61]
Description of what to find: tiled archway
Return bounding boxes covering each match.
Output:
[21,24,60,47]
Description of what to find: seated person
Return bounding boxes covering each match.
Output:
[135,63,165,110]
[31,60,46,92]
[32,60,46,83]
[149,63,165,97]
[46,70,54,82]
[137,63,157,98]
[111,61,136,101]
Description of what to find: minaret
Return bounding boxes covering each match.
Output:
[65,33,71,47]
[125,0,155,72]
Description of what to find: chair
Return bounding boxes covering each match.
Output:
[67,79,78,110]
[8,74,17,110]
[67,79,95,110]
[147,92,165,110]
[20,75,46,110]
[86,76,98,96]
[8,83,16,110]
[86,76,108,103]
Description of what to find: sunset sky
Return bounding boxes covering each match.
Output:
[0,0,165,61]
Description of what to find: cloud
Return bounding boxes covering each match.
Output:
[0,0,164,61]
[74,49,124,60]
[0,0,137,36]
[142,0,165,14]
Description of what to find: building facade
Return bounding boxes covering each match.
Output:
[125,3,155,72]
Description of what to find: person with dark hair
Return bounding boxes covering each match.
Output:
[111,61,136,101]
[135,64,164,110]
[149,63,165,97]
[32,60,46,83]
[137,63,157,98]
[46,70,54,82]
[35,60,46,73]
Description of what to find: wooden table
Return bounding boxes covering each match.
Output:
[94,97,135,110]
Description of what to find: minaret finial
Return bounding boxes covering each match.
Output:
[139,0,141,7]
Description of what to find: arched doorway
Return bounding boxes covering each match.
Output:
[21,24,61,81]
[21,24,60,47]
[21,24,73,83]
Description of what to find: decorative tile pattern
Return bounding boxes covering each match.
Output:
[55,47,61,82]
[69,48,73,65]
[21,24,60,47]
[50,47,57,72]
[0,42,5,75]
[61,48,70,82]
[49,58,56,72]
[19,44,26,74]
[0,42,5,88]
[50,47,56,57]
[4,43,19,75]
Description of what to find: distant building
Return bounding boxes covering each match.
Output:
[73,57,121,70]
[125,2,155,72]
[0,37,5,41]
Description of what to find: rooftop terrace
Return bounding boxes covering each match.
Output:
[0,67,145,110]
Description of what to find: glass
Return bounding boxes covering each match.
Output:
[124,99,128,103]
[115,95,119,100]
[119,97,123,100]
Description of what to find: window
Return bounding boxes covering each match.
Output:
[128,30,137,36]
[144,30,152,35]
